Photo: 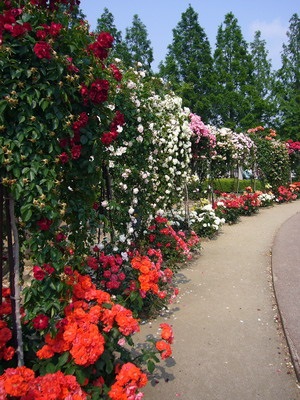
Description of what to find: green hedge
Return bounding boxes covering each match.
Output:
[188,178,264,199]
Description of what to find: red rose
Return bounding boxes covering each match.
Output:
[32,314,49,330]
[43,263,55,275]
[55,232,66,242]
[36,29,47,40]
[49,22,63,37]
[110,110,125,131]
[89,79,109,104]
[149,234,156,243]
[101,131,118,146]
[110,64,122,82]
[33,41,52,59]
[71,144,81,159]
[87,42,109,60]
[37,217,52,231]
[59,152,69,164]
[64,266,73,276]
[33,265,46,281]
[97,32,114,48]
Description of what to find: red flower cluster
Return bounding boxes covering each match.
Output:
[0,366,35,397]
[0,7,31,43]
[80,79,110,105]
[110,63,123,82]
[97,253,126,290]
[276,185,297,203]
[147,216,197,260]
[240,191,261,215]
[0,367,86,399]
[0,288,12,317]
[36,21,63,40]
[88,31,114,61]
[100,110,125,146]
[33,263,55,280]
[108,362,148,400]
[0,319,15,362]
[59,112,89,163]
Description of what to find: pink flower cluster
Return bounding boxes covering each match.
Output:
[286,139,300,154]
[87,253,127,290]
[189,113,215,147]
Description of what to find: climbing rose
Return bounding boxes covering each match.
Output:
[37,217,52,231]
[32,314,49,330]
[33,41,52,59]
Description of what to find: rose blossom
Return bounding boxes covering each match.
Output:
[32,314,49,330]
[33,41,52,59]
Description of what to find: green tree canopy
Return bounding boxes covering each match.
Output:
[274,13,300,140]
[249,30,276,127]
[159,5,214,121]
[124,14,153,71]
[212,12,255,130]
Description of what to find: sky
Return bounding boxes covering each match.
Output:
[80,0,299,71]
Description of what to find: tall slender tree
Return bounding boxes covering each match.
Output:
[213,12,254,130]
[274,13,300,140]
[124,14,153,71]
[159,5,214,121]
[249,30,276,127]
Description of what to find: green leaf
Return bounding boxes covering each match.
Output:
[147,360,156,374]
[22,207,32,222]
[45,362,57,373]
[57,352,69,368]
[75,369,87,385]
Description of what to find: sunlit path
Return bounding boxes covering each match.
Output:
[137,200,300,400]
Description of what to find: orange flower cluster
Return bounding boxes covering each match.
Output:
[0,367,86,399]
[131,252,161,296]
[0,366,34,397]
[247,125,264,134]
[155,323,174,360]
[37,272,140,366]
[108,362,148,400]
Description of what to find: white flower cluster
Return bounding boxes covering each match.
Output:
[208,126,256,169]
[258,192,275,206]
[102,69,193,240]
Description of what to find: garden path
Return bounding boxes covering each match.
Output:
[137,200,300,400]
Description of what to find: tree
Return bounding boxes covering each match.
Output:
[159,5,214,122]
[124,14,153,71]
[94,7,130,62]
[274,13,300,141]
[249,30,276,127]
[212,12,255,130]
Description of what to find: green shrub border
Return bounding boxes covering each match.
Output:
[188,178,265,199]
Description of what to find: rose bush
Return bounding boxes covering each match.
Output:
[0,1,185,398]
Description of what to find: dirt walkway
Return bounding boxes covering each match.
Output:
[137,200,300,400]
